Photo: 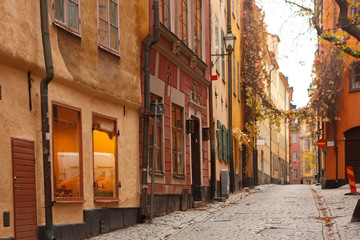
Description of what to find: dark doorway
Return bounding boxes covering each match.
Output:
[11,138,37,240]
[345,127,360,183]
[191,116,202,201]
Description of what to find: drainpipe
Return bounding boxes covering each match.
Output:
[140,0,160,221]
[334,119,338,182]
[40,0,54,239]
[227,0,235,193]
[209,4,216,199]
[269,65,275,183]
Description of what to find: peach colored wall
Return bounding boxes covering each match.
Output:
[0,0,145,237]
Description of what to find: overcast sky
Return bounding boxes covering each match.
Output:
[256,0,317,108]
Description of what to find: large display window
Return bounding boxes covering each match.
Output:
[53,104,82,200]
[93,115,118,199]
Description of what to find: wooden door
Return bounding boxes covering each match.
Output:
[12,138,37,240]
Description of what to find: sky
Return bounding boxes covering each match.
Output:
[256,0,317,108]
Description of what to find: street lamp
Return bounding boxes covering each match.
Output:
[223,32,236,52]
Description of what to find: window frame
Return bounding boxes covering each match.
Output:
[160,0,171,29]
[292,132,297,143]
[292,150,298,162]
[52,0,82,37]
[92,112,119,202]
[97,0,121,56]
[171,104,185,176]
[149,94,164,174]
[178,0,188,44]
[52,102,84,203]
[293,169,298,180]
[349,60,360,92]
[193,0,202,57]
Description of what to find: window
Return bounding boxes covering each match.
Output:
[98,0,120,54]
[304,159,310,173]
[215,16,219,71]
[221,29,225,82]
[193,0,202,56]
[52,0,81,35]
[236,0,239,26]
[217,120,223,159]
[293,169,298,180]
[237,61,240,99]
[232,0,234,15]
[305,139,310,151]
[149,94,163,173]
[305,179,311,185]
[178,0,188,44]
[53,104,82,200]
[349,60,360,91]
[93,115,117,199]
[172,104,184,175]
[306,125,310,132]
[160,0,170,28]
[292,151,298,162]
[233,54,236,95]
[292,132,297,143]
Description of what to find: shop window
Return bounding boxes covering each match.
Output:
[149,94,163,173]
[160,0,170,29]
[93,115,117,199]
[193,0,202,56]
[172,104,184,175]
[349,60,360,91]
[52,0,81,36]
[53,104,82,200]
[178,0,188,44]
[98,0,120,55]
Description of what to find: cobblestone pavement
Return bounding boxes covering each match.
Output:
[89,184,360,240]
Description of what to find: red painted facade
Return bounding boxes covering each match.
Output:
[290,127,301,184]
[139,0,211,208]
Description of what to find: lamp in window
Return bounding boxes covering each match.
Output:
[223,32,236,52]
[186,118,195,134]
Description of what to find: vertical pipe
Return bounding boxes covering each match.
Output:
[140,0,160,221]
[40,0,54,239]
[227,0,235,193]
[334,119,338,181]
[149,100,158,222]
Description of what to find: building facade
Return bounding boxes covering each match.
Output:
[290,119,301,185]
[139,0,211,217]
[0,1,145,239]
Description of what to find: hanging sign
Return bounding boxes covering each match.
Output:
[211,75,218,81]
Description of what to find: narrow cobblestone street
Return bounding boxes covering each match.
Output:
[89,185,360,240]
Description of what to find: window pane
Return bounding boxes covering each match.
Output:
[93,117,116,198]
[110,0,118,26]
[110,26,118,50]
[68,1,79,30]
[99,0,108,20]
[99,19,109,46]
[53,105,81,198]
[54,0,65,22]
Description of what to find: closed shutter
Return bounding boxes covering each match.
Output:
[217,120,222,159]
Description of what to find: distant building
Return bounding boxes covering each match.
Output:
[290,120,301,184]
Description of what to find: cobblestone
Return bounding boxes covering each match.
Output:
[88,184,360,240]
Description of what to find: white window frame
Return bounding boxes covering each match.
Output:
[52,0,82,37]
[97,0,121,56]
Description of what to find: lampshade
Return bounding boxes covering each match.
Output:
[223,32,236,51]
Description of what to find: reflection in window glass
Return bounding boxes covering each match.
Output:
[53,0,80,33]
[98,0,119,53]
[93,116,117,198]
[54,0,65,23]
[53,105,81,198]
[172,104,184,175]
[68,0,79,30]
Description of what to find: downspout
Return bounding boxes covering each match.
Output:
[40,0,54,239]
[209,4,216,199]
[227,0,235,193]
[140,0,160,221]
[334,119,338,182]
[269,65,275,183]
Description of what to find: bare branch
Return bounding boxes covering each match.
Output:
[284,0,313,13]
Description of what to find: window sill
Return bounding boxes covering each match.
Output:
[149,170,165,176]
[98,45,121,58]
[53,20,81,39]
[94,198,119,203]
[54,199,85,203]
[349,88,360,93]
[173,174,186,179]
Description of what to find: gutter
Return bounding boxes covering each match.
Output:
[140,0,160,221]
[40,0,54,239]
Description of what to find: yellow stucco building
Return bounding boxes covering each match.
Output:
[0,1,146,239]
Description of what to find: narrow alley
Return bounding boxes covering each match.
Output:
[90,185,360,240]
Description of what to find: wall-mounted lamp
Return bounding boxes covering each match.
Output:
[202,127,210,141]
[186,118,195,134]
